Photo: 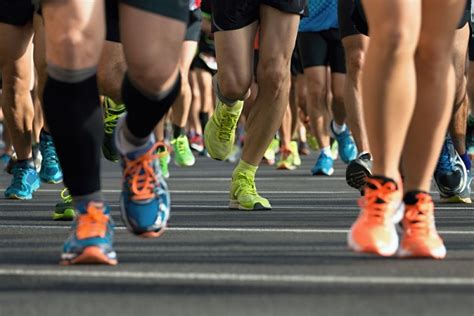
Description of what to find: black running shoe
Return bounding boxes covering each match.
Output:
[346,152,373,193]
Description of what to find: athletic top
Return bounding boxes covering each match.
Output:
[189,0,201,10]
[299,0,338,32]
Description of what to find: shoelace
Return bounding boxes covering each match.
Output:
[77,204,109,239]
[403,194,433,236]
[235,172,257,196]
[218,112,238,142]
[40,139,59,164]
[103,99,125,135]
[61,188,72,204]
[10,165,30,190]
[358,178,398,224]
[176,137,188,155]
[123,144,159,201]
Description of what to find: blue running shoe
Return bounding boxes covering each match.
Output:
[434,137,471,203]
[61,201,117,265]
[5,160,40,200]
[115,127,170,238]
[330,120,358,164]
[311,151,334,176]
[39,131,63,184]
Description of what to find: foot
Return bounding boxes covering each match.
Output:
[277,147,296,170]
[398,193,446,259]
[263,138,279,166]
[52,188,76,221]
[346,152,373,193]
[190,134,205,152]
[229,171,271,211]
[61,201,117,265]
[330,120,358,164]
[290,141,301,166]
[157,142,170,179]
[171,135,196,167]
[348,177,404,257]
[311,151,334,176]
[5,160,40,200]
[116,132,170,238]
[298,141,310,156]
[204,99,243,160]
[102,97,126,162]
[39,131,63,184]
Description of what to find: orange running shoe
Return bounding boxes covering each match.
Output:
[348,177,404,257]
[398,193,446,259]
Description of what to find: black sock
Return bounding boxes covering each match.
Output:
[172,124,186,139]
[367,175,398,190]
[403,190,429,205]
[43,74,103,196]
[199,111,209,131]
[123,73,181,139]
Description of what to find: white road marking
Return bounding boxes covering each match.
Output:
[0,189,357,194]
[0,268,471,286]
[0,224,472,235]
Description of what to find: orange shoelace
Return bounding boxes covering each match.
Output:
[123,143,159,201]
[77,203,109,240]
[403,194,433,237]
[358,178,398,224]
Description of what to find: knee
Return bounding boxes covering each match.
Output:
[372,23,418,57]
[218,71,253,100]
[257,57,291,97]
[346,50,365,83]
[305,78,326,106]
[50,29,102,67]
[128,60,179,93]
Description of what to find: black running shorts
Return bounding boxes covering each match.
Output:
[291,44,304,76]
[338,0,360,39]
[212,0,306,32]
[469,22,474,61]
[0,0,35,26]
[185,9,202,42]
[297,29,346,73]
[121,0,188,23]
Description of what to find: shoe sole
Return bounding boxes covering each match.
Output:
[229,200,272,211]
[346,162,372,191]
[52,209,76,221]
[347,203,405,257]
[311,168,335,176]
[60,247,118,265]
[440,195,472,204]
[397,245,447,259]
[277,163,296,170]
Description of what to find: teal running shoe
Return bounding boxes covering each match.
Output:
[5,160,40,200]
[53,188,76,221]
[311,151,334,176]
[330,120,358,164]
[102,97,126,162]
[61,201,117,265]
[39,131,63,184]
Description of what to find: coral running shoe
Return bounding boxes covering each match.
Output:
[398,193,446,259]
[348,177,404,257]
[61,201,117,265]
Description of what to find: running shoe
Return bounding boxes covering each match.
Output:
[277,147,296,170]
[467,114,474,160]
[289,141,301,167]
[3,152,16,174]
[116,136,170,238]
[434,137,471,203]
[346,152,373,192]
[398,193,446,259]
[190,134,204,152]
[225,145,241,163]
[39,131,63,184]
[204,99,243,160]
[307,133,319,151]
[229,171,272,210]
[4,160,40,200]
[311,151,334,176]
[102,97,126,162]
[52,188,76,221]
[32,143,42,173]
[263,138,279,165]
[171,135,196,167]
[331,139,339,160]
[157,142,170,179]
[60,201,117,265]
[330,121,358,164]
[348,177,404,257]
[298,141,310,156]
[0,152,12,167]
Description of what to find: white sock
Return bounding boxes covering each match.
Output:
[320,146,332,156]
[331,121,347,135]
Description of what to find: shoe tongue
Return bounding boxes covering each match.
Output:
[76,200,109,215]
[359,152,372,160]
[15,159,35,169]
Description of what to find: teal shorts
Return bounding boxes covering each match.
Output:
[121,0,188,23]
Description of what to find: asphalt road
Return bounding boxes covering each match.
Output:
[0,155,473,316]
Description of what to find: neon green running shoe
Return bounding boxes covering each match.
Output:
[204,99,243,160]
[171,135,195,167]
[52,188,76,221]
[290,141,301,166]
[307,133,319,151]
[157,143,170,178]
[276,148,296,170]
[331,140,339,160]
[229,171,272,210]
[263,138,279,165]
[102,97,126,162]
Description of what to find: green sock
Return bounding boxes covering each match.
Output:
[233,159,258,178]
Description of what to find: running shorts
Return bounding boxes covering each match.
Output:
[338,0,360,39]
[185,9,202,41]
[212,0,306,32]
[0,0,35,26]
[297,29,346,73]
[291,43,304,76]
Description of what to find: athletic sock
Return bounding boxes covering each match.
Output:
[122,73,181,139]
[460,152,471,171]
[403,190,429,205]
[43,74,103,197]
[172,124,186,139]
[331,121,347,134]
[320,146,332,157]
[233,159,258,178]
